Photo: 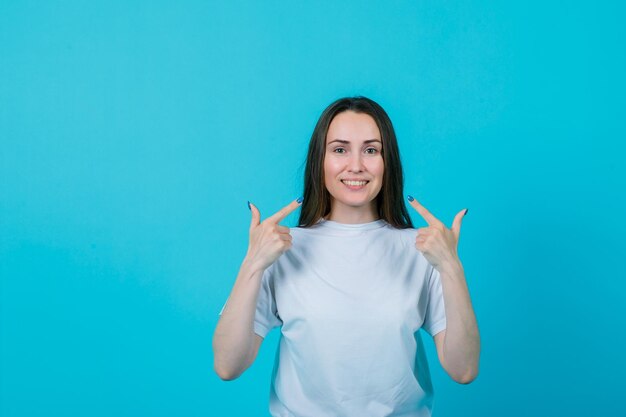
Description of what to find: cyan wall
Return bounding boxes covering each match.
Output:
[2,1,625,416]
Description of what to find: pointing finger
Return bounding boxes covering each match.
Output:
[267,197,304,224]
[407,196,442,227]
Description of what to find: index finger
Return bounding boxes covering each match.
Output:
[407,196,442,226]
[267,197,303,224]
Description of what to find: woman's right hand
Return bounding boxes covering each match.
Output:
[245,198,303,272]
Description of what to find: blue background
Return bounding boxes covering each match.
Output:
[2,1,625,416]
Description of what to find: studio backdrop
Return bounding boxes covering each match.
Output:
[1,1,625,416]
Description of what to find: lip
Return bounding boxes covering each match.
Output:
[341,179,369,190]
[341,179,370,182]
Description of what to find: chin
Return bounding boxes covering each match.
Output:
[338,196,376,207]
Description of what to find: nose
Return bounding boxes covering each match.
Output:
[347,152,365,173]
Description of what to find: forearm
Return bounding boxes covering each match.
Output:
[439,262,480,383]
[212,258,264,380]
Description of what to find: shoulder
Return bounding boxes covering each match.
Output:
[383,223,418,244]
[383,224,433,265]
[289,225,310,237]
[288,223,327,237]
[282,225,317,250]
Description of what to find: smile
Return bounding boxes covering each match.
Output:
[341,180,369,189]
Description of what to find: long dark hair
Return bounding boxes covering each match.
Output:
[298,96,414,229]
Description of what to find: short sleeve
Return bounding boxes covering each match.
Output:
[422,267,447,336]
[217,264,283,339]
[218,299,227,315]
[253,264,283,338]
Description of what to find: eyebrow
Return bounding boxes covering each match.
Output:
[327,139,382,145]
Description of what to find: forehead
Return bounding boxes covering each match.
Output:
[326,111,380,143]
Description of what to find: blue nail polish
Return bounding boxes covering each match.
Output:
[464,208,469,216]
[407,195,414,202]
[297,196,303,204]
[247,201,251,210]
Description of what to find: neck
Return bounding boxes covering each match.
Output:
[325,202,379,224]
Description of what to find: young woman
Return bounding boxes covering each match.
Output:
[213,96,480,416]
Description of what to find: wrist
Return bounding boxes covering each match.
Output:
[241,256,266,276]
[438,259,464,277]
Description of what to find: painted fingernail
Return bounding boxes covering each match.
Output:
[247,201,251,210]
[464,208,469,216]
[297,196,303,204]
[407,195,414,202]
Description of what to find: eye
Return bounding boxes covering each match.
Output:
[365,147,379,154]
[333,147,346,154]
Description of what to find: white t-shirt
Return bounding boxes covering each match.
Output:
[221,218,446,417]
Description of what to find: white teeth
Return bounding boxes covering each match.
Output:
[342,180,368,186]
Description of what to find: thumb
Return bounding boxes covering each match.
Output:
[451,208,468,238]
[248,201,261,231]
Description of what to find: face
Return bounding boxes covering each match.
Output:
[324,111,384,219]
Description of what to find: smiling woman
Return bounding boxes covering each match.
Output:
[323,111,385,223]
[299,96,414,229]
[212,96,480,417]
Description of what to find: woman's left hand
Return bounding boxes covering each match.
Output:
[407,196,468,274]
